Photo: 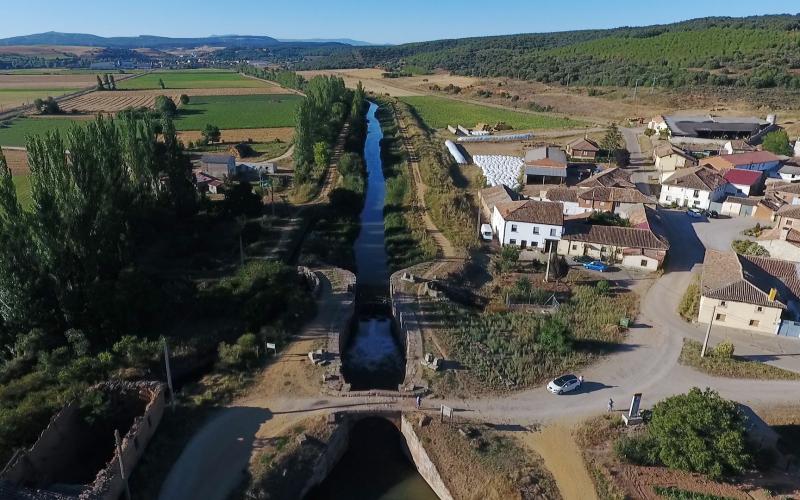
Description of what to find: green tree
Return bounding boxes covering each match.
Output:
[601,123,624,162]
[103,74,111,90]
[96,75,105,90]
[201,123,221,144]
[313,141,329,169]
[154,95,177,117]
[179,94,190,105]
[762,130,792,156]
[158,77,166,90]
[108,74,116,90]
[648,388,751,479]
[537,317,573,354]
[494,245,520,274]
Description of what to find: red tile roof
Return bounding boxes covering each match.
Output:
[723,168,762,187]
[496,200,564,226]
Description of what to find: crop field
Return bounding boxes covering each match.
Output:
[177,127,294,145]
[59,86,295,113]
[0,117,85,147]
[0,88,79,109]
[118,71,272,90]
[400,96,585,130]
[173,94,303,130]
[0,73,99,89]
[12,174,32,208]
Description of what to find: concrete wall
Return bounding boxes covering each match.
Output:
[400,415,454,500]
[390,267,425,392]
[699,296,781,335]
[299,418,352,498]
[558,240,662,270]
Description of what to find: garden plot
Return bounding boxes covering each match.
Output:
[473,155,524,188]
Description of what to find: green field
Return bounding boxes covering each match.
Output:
[12,174,32,208]
[0,117,84,147]
[400,96,584,130]
[119,71,270,90]
[0,88,79,110]
[174,94,303,130]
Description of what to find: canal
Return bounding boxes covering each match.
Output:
[309,102,438,499]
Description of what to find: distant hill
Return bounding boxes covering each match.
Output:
[0,31,300,49]
[298,15,800,90]
[278,38,377,46]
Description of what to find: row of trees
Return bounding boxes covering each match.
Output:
[293,76,365,185]
[238,64,306,91]
[95,74,117,91]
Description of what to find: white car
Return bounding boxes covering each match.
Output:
[480,223,493,241]
[547,374,581,394]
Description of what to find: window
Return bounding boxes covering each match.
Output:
[787,220,793,226]
[666,196,672,202]
[720,301,726,307]
[509,239,517,245]
[533,227,539,235]
[715,313,726,322]
[749,319,760,327]
[572,244,578,250]
[693,200,701,207]
[756,306,763,312]
[640,259,648,267]
[550,228,557,237]
[693,190,700,198]
[531,241,539,248]
[511,224,518,233]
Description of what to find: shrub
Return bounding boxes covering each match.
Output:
[494,245,521,274]
[678,279,701,321]
[614,433,660,466]
[596,280,611,296]
[732,239,769,257]
[713,340,735,359]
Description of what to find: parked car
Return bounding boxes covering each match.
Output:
[582,260,609,272]
[703,209,719,218]
[687,208,703,218]
[480,223,493,241]
[547,374,581,394]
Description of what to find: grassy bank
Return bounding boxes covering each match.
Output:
[373,98,437,270]
[679,339,800,380]
[400,95,585,130]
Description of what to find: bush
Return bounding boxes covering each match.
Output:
[732,239,769,257]
[678,278,701,321]
[614,434,660,466]
[596,280,611,296]
[713,340,735,359]
[494,245,521,274]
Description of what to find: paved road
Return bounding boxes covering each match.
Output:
[621,126,646,166]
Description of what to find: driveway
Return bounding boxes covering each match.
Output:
[621,127,646,166]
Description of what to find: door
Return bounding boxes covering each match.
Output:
[520,240,527,249]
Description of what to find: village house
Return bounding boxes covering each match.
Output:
[576,166,636,190]
[653,143,698,182]
[200,154,237,179]
[565,136,600,160]
[659,166,727,209]
[768,182,800,206]
[700,151,782,173]
[699,249,800,335]
[543,187,586,216]
[558,206,670,270]
[723,168,763,197]
[722,139,757,155]
[523,147,568,185]
[576,186,656,218]
[491,200,563,251]
[778,161,800,183]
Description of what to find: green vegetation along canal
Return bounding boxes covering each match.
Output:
[318,102,437,499]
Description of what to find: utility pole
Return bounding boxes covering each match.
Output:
[544,243,554,282]
[163,338,175,410]
[115,429,131,500]
[476,205,482,238]
[701,305,717,358]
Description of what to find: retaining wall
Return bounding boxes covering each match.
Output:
[322,268,357,392]
[400,414,454,500]
[390,266,427,392]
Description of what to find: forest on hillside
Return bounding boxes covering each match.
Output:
[296,15,800,89]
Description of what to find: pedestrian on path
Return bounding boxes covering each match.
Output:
[578,375,584,387]
[416,395,421,409]
[607,398,614,412]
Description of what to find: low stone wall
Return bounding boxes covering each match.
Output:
[400,414,454,500]
[298,416,351,498]
[322,268,357,392]
[390,265,428,392]
[297,265,322,298]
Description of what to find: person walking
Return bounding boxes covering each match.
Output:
[607,398,614,412]
[415,395,421,409]
[578,375,584,387]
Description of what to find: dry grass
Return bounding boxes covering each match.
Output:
[679,339,800,380]
[177,127,294,145]
[0,72,99,89]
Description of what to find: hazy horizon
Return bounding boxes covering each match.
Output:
[0,0,798,45]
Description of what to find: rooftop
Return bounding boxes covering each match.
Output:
[664,115,770,137]
[723,168,763,186]
[701,249,800,309]
[724,196,760,207]
[496,200,564,226]
[701,151,782,169]
[545,187,579,204]
[662,166,727,192]
[201,154,234,164]
[479,184,520,212]
[578,186,656,204]
[577,167,636,189]
[561,221,669,250]
[566,137,599,152]
[654,143,696,162]
[777,204,800,220]
[524,147,567,168]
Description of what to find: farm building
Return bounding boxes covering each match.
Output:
[723,168,763,197]
[768,182,800,206]
[194,171,225,195]
[523,147,568,185]
[200,154,237,179]
[649,114,774,140]
[491,200,563,251]
[699,249,800,335]
[659,166,727,209]
[478,184,521,220]
[558,207,669,270]
[653,144,698,182]
[700,151,782,173]
[565,136,600,160]
[719,196,770,218]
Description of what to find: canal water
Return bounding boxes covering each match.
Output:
[310,103,437,499]
[342,101,404,391]
[306,418,438,500]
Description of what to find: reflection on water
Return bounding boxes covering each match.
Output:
[305,418,438,500]
[342,318,403,390]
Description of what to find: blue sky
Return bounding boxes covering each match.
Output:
[1,0,798,44]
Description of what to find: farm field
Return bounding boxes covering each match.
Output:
[0,117,84,147]
[400,95,586,130]
[176,127,294,145]
[173,94,302,130]
[0,88,79,109]
[0,73,100,89]
[11,174,31,208]
[58,86,295,113]
[118,71,271,90]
